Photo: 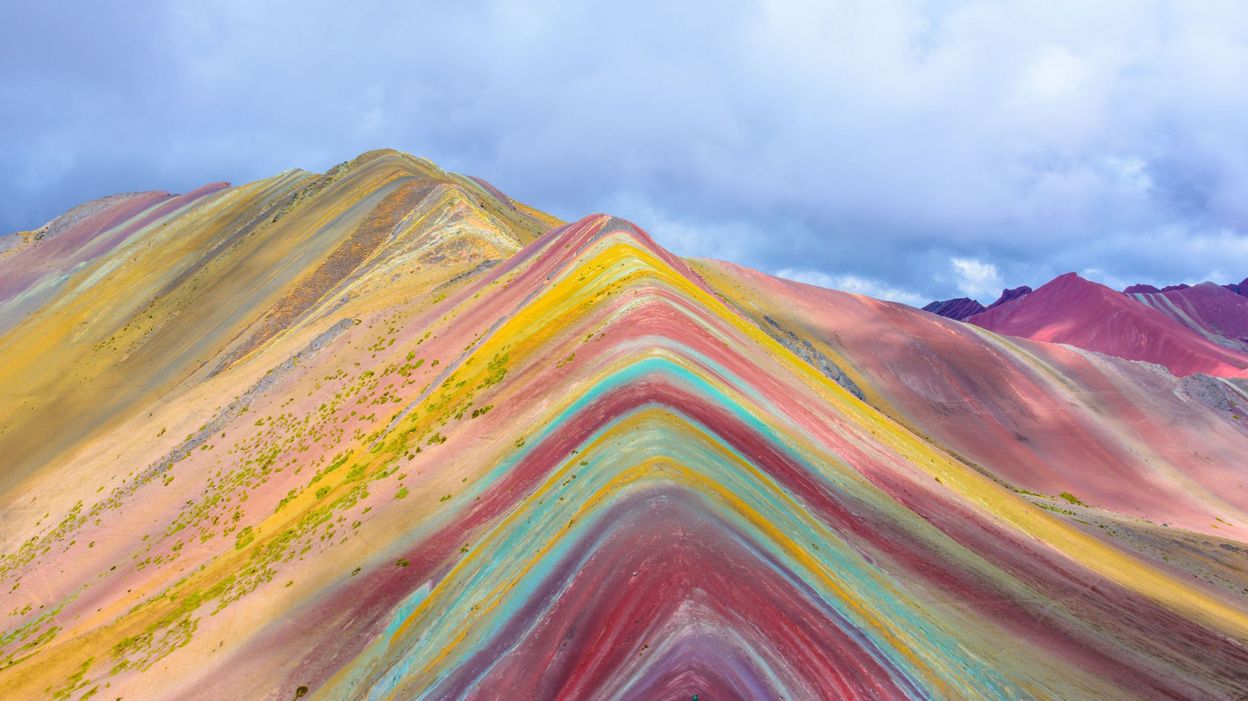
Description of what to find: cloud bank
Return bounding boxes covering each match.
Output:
[2,0,1247,302]
[951,258,1004,300]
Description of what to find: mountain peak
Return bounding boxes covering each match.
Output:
[321,147,446,182]
[1048,271,1096,287]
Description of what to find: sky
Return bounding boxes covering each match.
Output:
[2,1,1247,304]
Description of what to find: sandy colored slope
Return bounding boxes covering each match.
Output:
[0,150,554,494]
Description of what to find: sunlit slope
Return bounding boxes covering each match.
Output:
[2,201,1245,700]
[0,149,556,493]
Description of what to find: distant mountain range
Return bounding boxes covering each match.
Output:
[2,150,1247,699]
[925,273,1248,378]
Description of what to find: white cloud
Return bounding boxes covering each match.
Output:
[950,257,1003,299]
[596,193,751,262]
[1100,156,1153,195]
[2,1,1247,299]
[774,268,925,306]
[1022,45,1088,102]
[1079,266,1129,292]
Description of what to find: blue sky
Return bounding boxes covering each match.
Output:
[2,1,1247,303]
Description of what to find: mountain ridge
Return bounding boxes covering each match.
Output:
[2,150,1247,699]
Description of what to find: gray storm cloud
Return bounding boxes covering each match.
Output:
[2,0,1246,302]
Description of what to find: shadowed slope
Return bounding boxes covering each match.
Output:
[921,297,984,320]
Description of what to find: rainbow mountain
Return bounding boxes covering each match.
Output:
[1,150,1246,700]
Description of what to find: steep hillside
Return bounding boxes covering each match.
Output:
[1,154,1246,700]
[0,149,556,494]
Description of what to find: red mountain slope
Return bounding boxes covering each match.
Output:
[967,273,1248,378]
[1128,281,1248,349]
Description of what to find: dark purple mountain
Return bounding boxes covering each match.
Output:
[922,297,986,320]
